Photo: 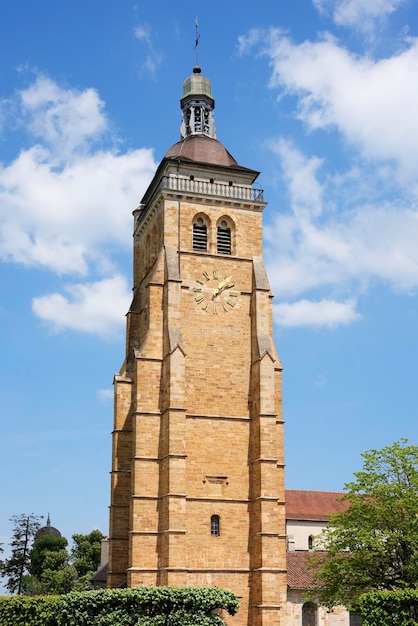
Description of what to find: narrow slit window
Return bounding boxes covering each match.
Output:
[193,218,207,251]
[217,220,231,255]
[210,514,220,536]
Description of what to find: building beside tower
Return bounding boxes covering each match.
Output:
[107,65,287,626]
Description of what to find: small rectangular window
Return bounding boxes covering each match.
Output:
[210,515,220,536]
[217,227,231,254]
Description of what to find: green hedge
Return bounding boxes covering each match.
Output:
[0,586,239,626]
[0,594,60,626]
[360,589,418,626]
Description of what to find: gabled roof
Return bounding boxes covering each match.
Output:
[286,489,348,521]
[91,562,108,583]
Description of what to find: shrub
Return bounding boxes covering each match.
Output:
[360,589,418,626]
[0,594,60,626]
[0,586,239,626]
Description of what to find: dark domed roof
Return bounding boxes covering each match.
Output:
[35,514,62,540]
[36,525,61,539]
[165,135,239,168]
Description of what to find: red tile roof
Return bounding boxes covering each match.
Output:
[165,135,239,168]
[286,489,349,521]
[287,551,328,589]
[287,551,315,589]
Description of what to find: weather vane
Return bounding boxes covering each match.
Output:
[194,17,200,66]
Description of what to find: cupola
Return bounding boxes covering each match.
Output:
[180,66,216,139]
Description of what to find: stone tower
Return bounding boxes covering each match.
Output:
[107,65,287,626]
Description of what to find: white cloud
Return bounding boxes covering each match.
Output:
[0,74,158,337]
[274,298,360,328]
[134,23,163,76]
[239,27,418,327]
[313,0,410,31]
[98,389,113,401]
[0,76,157,275]
[273,138,324,221]
[240,29,418,178]
[32,274,131,338]
[265,140,418,298]
[20,75,108,158]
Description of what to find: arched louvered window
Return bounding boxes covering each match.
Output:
[308,535,314,550]
[210,515,220,536]
[193,216,208,252]
[217,218,232,255]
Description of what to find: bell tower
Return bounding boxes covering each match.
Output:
[107,64,287,626]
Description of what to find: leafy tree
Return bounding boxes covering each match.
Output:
[30,534,69,579]
[25,529,102,594]
[1,517,103,596]
[39,565,78,595]
[23,533,77,595]
[0,514,42,594]
[71,529,102,578]
[20,573,44,596]
[309,439,418,608]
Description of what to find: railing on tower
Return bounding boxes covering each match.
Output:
[158,175,264,202]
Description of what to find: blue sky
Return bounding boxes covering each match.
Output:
[1,0,417,560]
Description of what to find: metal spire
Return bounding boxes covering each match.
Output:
[179,18,216,139]
[194,17,200,67]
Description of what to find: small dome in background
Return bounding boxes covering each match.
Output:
[35,513,61,540]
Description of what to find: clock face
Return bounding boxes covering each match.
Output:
[193,269,239,315]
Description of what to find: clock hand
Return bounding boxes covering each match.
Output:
[212,280,235,299]
[218,283,234,295]
[217,276,232,291]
